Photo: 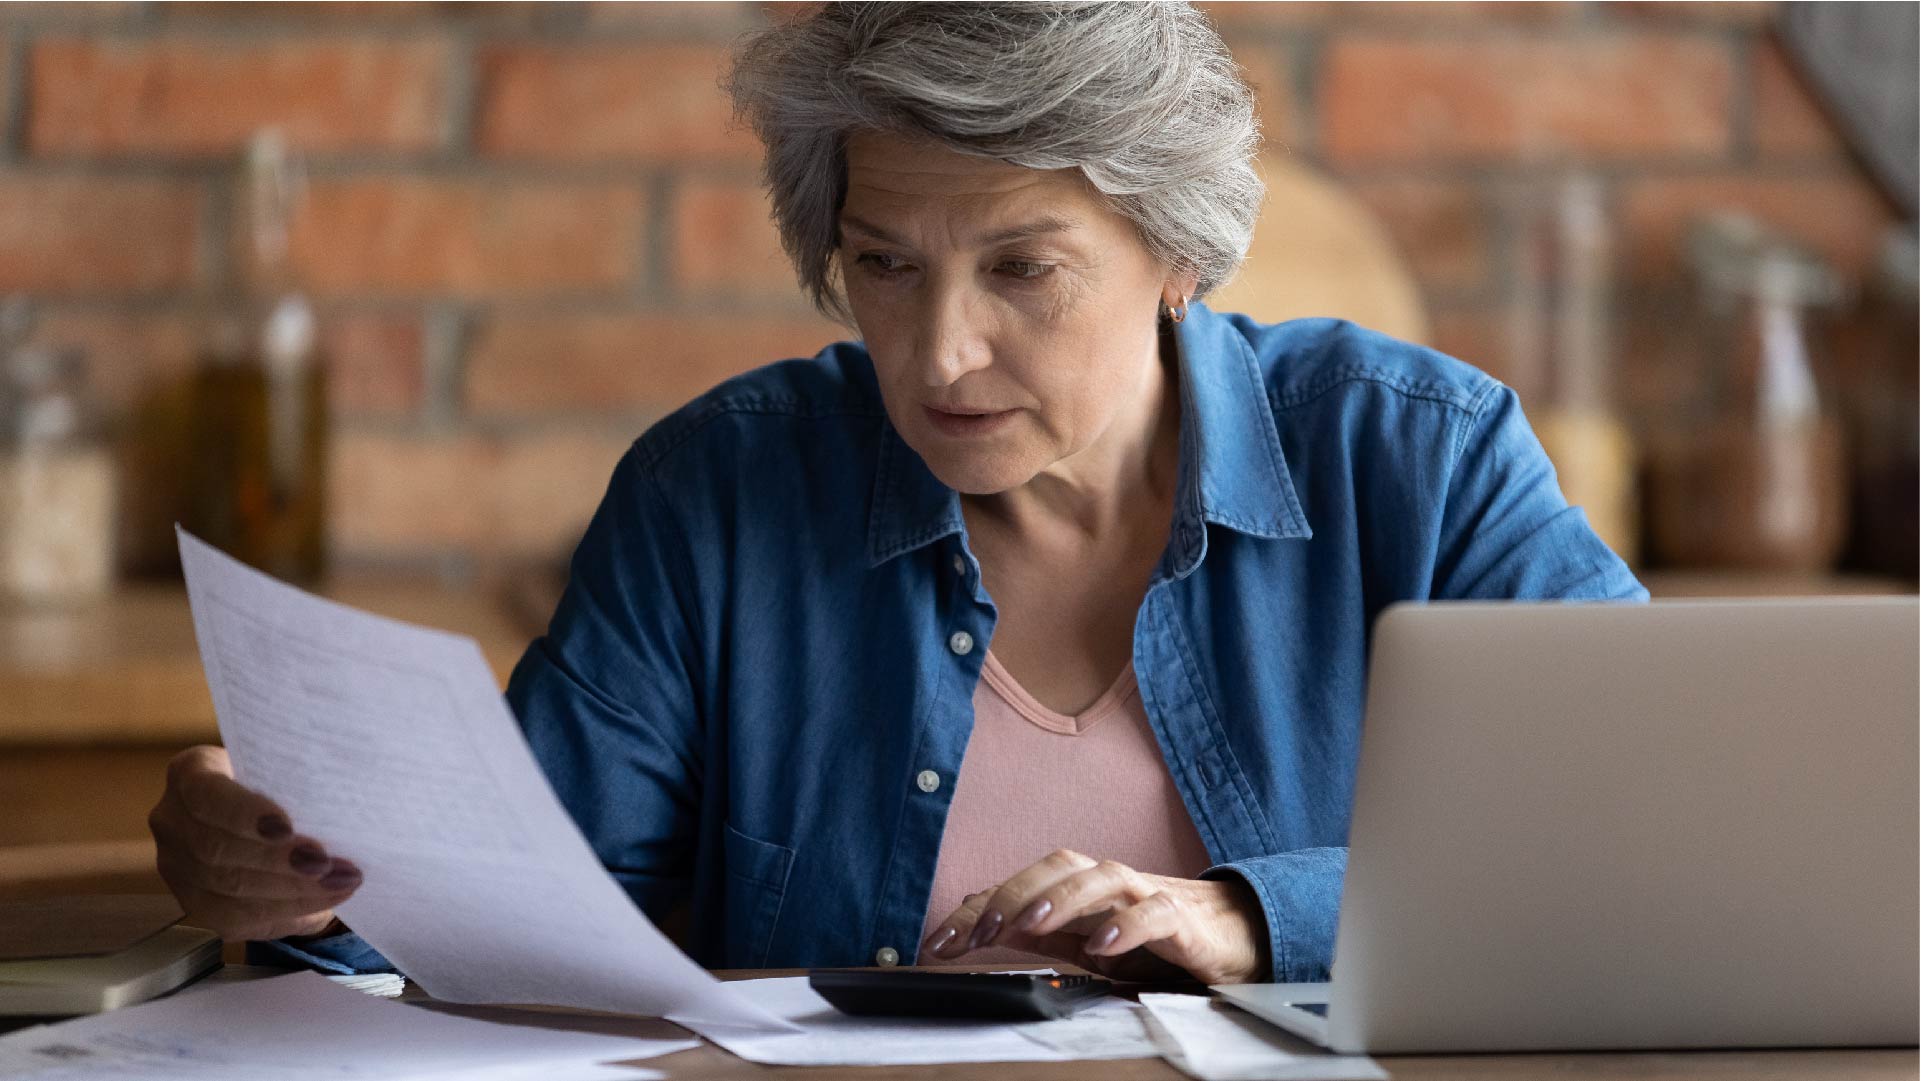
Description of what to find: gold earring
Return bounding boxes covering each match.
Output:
[1161,292,1189,325]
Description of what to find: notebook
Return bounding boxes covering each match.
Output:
[0,924,222,1015]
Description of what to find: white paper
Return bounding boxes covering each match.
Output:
[1011,1004,1161,1059]
[1138,993,1386,1081]
[678,975,1156,1066]
[176,529,792,1033]
[0,971,687,1080]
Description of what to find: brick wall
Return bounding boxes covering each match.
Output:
[0,1,1902,580]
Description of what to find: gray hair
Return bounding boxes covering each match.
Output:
[724,1,1264,323]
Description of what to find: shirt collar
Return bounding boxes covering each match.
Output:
[865,301,1311,570]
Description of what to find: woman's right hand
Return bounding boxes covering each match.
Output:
[148,745,361,942]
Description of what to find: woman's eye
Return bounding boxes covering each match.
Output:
[998,260,1053,280]
[855,252,910,276]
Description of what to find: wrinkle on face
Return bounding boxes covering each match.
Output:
[840,132,1178,509]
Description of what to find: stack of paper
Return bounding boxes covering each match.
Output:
[330,972,406,998]
[0,971,693,1080]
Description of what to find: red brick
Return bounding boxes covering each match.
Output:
[1202,1,1578,29]
[1346,176,1493,296]
[582,2,767,32]
[670,179,796,294]
[28,38,450,158]
[1429,300,1701,420]
[32,310,201,412]
[286,178,647,295]
[476,44,759,164]
[1196,2,1338,30]
[331,432,488,553]
[1620,171,1895,281]
[1321,37,1735,164]
[1753,38,1848,160]
[1426,304,1524,389]
[32,307,420,416]
[1228,43,1307,155]
[1361,2,1579,23]
[464,311,848,416]
[329,428,634,560]
[159,2,558,25]
[487,431,640,559]
[321,311,426,415]
[0,3,146,24]
[1612,292,1717,414]
[0,176,202,292]
[1606,1,1781,27]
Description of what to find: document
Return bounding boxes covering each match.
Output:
[1137,993,1386,1081]
[0,970,689,1079]
[177,529,792,1032]
[676,975,1158,1066]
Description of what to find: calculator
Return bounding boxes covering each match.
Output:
[808,970,1114,1021]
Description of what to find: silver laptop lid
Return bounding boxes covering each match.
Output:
[1326,598,1918,1054]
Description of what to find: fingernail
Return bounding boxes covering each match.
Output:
[319,865,362,891]
[969,909,1003,950]
[257,814,292,840]
[288,845,329,875]
[1089,926,1120,955]
[927,927,957,956]
[1015,900,1052,933]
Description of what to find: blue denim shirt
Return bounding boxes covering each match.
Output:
[265,305,1644,982]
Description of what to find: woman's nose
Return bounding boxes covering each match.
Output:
[915,286,993,387]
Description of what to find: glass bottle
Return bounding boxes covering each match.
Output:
[1648,215,1849,573]
[1508,174,1639,564]
[0,298,119,602]
[185,130,329,584]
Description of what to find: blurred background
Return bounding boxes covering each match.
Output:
[1,1,1914,895]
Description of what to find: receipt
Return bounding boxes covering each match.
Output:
[178,528,792,1032]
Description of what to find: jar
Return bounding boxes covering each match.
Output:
[1647,216,1850,573]
[0,336,118,602]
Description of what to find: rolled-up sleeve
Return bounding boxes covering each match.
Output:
[1433,384,1646,603]
[1203,848,1347,983]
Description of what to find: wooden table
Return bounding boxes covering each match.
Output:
[400,968,1918,1080]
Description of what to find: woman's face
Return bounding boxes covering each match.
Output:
[839,133,1179,496]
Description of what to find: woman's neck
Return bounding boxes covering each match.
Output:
[964,329,1182,544]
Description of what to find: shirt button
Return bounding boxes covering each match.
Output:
[875,946,900,967]
[948,631,974,656]
[916,769,940,793]
[951,554,967,575]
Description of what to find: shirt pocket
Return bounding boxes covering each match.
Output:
[722,822,795,969]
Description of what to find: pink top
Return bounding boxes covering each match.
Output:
[918,650,1213,965]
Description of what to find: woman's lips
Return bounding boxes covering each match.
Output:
[923,406,1016,437]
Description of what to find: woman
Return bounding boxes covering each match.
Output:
[147,2,1643,987]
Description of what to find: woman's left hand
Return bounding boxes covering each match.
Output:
[919,848,1270,984]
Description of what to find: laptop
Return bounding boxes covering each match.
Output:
[1215,598,1918,1054]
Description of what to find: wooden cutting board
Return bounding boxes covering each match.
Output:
[1207,154,1429,343]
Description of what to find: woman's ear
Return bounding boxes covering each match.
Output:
[1161,270,1201,308]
